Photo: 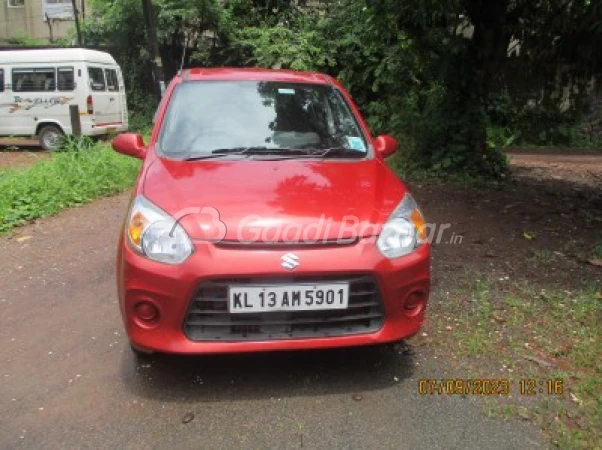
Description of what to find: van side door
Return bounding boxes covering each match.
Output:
[6,67,58,136]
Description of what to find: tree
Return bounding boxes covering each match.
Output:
[154,0,224,79]
[83,0,155,112]
[82,0,602,176]
[325,0,602,178]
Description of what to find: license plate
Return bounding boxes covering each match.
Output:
[229,283,349,314]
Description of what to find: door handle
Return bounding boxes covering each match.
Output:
[110,98,115,102]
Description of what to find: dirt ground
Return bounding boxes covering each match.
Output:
[419,153,602,290]
[0,149,50,169]
[0,151,600,448]
[412,153,601,447]
[510,152,602,189]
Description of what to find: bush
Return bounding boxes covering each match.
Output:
[486,90,592,147]
[127,92,156,135]
[0,138,140,233]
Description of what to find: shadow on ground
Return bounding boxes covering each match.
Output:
[120,344,415,403]
[412,169,602,292]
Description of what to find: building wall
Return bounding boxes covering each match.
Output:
[0,0,78,42]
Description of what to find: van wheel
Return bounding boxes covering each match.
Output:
[38,125,64,151]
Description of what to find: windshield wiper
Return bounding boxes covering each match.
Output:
[212,147,367,158]
[182,147,272,160]
[182,147,302,161]
[183,153,235,161]
[212,147,324,158]
[316,147,367,158]
[183,146,366,161]
[211,146,262,154]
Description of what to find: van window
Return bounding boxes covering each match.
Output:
[88,67,105,91]
[12,68,56,92]
[57,67,75,91]
[105,69,119,92]
[0,69,4,92]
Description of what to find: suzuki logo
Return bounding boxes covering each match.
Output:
[281,253,300,271]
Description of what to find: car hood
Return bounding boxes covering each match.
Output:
[142,154,407,242]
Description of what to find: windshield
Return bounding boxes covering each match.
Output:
[158,81,369,158]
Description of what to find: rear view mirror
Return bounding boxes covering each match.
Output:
[374,135,398,158]
[112,133,147,159]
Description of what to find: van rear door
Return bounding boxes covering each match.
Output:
[105,67,126,128]
[115,68,128,129]
[87,66,121,129]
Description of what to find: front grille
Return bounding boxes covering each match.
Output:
[183,275,385,341]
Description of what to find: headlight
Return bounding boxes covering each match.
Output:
[376,193,426,259]
[126,196,193,264]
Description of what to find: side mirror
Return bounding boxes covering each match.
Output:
[112,133,147,159]
[374,135,398,158]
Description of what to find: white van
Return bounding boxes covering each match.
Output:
[0,48,128,150]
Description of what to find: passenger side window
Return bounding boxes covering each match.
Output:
[105,68,119,92]
[57,67,75,91]
[0,69,4,92]
[12,68,56,92]
[88,67,106,91]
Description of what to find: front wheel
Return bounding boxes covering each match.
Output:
[38,125,64,151]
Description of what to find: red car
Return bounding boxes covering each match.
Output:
[113,68,430,356]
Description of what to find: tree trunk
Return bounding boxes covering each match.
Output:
[469,0,511,105]
[141,0,164,102]
[452,0,512,176]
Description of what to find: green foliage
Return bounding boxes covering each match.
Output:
[486,126,519,150]
[0,139,140,233]
[435,275,602,449]
[4,35,51,47]
[235,23,333,71]
[82,0,602,179]
[222,0,302,29]
[155,0,222,40]
[127,96,156,135]
[315,0,510,178]
[485,89,602,147]
[83,0,156,112]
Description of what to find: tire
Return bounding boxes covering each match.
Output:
[38,125,64,151]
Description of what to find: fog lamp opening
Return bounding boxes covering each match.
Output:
[403,290,426,317]
[134,301,160,323]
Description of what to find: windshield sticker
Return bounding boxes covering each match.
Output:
[346,136,366,151]
[277,88,296,95]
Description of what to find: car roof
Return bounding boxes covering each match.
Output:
[182,68,332,84]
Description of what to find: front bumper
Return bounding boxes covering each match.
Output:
[117,235,430,354]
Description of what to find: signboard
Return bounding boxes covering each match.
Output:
[44,0,74,20]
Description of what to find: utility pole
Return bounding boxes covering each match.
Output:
[141,0,164,102]
[71,0,83,47]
